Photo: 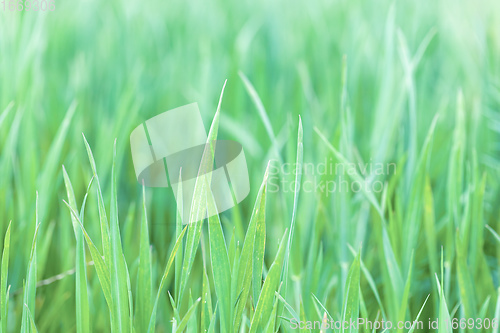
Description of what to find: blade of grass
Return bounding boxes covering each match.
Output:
[62,166,90,333]
[21,193,41,333]
[178,81,225,305]
[206,183,231,332]
[136,184,152,333]
[341,250,360,333]
[233,164,270,330]
[63,201,114,326]
[147,225,187,333]
[82,134,111,271]
[1,222,11,333]
[249,229,288,333]
[108,140,131,332]
[278,116,303,329]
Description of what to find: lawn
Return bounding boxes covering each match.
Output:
[1,0,500,331]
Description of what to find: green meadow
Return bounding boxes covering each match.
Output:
[1,0,500,331]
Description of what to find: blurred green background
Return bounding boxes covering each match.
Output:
[1,0,500,331]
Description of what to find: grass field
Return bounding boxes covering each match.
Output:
[1,0,500,331]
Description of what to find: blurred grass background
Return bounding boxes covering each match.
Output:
[1,0,500,331]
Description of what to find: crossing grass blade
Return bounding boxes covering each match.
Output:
[233,164,270,330]
[1,222,10,333]
[249,228,288,333]
[276,292,300,323]
[168,291,181,324]
[239,72,283,164]
[207,304,218,333]
[147,225,188,333]
[264,283,281,333]
[178,81,225,306]
[62,202,114,323]
[206,186,231,332]
[62,166,90,333]
[314,127,384,219]
[437,250,452,333]
[348,244,387,320]
[24,305,38,333]
[176,297,201,332]
[82,134,112,271]
[407,295,430,333]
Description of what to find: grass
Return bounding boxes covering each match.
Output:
[1,0,500,331]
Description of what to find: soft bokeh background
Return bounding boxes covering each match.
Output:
[1,0,500,331]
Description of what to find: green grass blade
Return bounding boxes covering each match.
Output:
[408,295,430,333]
[279,116,303,328]
[21,193,41,333]
[63,200,114,327]
[24,304,38,333]
[396,252,413,333]
[455,231,478,324]
[249,229,288,333]
[314,127,384,219]
[147,225,187,333]
[1,222,11,333]
[233,165,270,330]
[136,184,152,333]
[311,293,333,322]
[239,72,283,164]
[175,297,201,332]
[341,251,360,333]
[276,292,300,323]
[175,171,183,306]
[207,304,218,333]
[62,166,90,333]
[108,140,131,332]
[423,176,438,275]
[206,186,231,332]
[178,82,225,305]
[493,290,500,333]
[252,183,266,307]
[82,134,111,269]
[200,264,213,332]
[0,102,13,129]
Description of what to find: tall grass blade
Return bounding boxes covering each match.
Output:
[147,226,187,333]
[341,251,360,333]
[62,166,90,333]
[1,222,11,333]
[249,229,288,333]
[136,184,152,333]
[233,164,270,330]
[206,186,231,332]
[108,140,131,332]
[178,81,225,305]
